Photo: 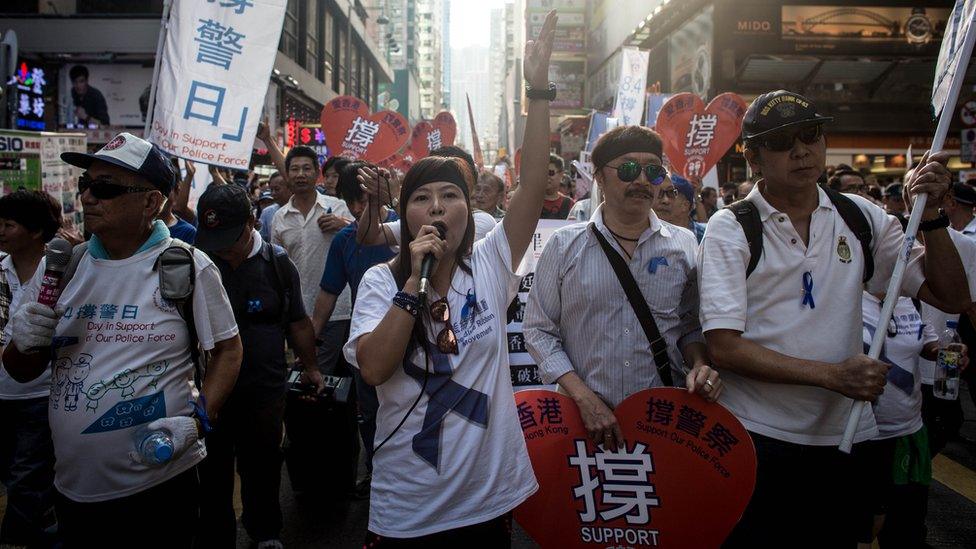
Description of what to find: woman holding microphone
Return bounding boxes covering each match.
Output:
[342,11,557,546]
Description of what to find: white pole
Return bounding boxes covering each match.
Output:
[143,0,173,137]
[839,16,976,453]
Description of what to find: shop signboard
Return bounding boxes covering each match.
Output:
[0,130,86,226]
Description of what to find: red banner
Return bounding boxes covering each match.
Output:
[655,93,747,180]
[515,388,756,548]
[319,95,410,163]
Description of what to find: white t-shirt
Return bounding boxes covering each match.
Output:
[272,192,353,321]
[29,239,238,502]
[862,293,936,439]
[343,223,538,537]
[699,187,925,445]
[0,256,49,399]
[385,209,497,247]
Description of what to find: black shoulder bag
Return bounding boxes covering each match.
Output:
[588,223,674,386]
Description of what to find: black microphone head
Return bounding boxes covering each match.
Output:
[45,238,73,273]
[431,221,448,239]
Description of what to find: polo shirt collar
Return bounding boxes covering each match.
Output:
[280,191,332,215]
[247,229,263,259]
[592,203,670,243]
[748,181,833,222]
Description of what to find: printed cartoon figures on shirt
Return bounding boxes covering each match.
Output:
[51,353,93,411]
[837,236,852,264]
[85,360,171,412]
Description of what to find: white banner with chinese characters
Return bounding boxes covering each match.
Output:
[148,0,286,169]
[508,220,574,390]
[611,48,649,127]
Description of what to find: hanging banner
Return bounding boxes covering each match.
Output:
[611,48,650,127]
[508,220,574,389]
[655,92,747,180]
[320,96,410,163]
[148,0,286,169]
[408,111,458,160]
[584,111,609,152]
[515,388,756,548]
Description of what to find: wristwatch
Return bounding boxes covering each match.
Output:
[525,82,557,101]
[918,210,950,232]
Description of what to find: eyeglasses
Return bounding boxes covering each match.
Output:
[548,169,559,177]
[605,161,668,185]
[655,187,680,201]
[78,173,153,200]
[429,298,459,355]
[842,183,867,193]
[759,124,823,152]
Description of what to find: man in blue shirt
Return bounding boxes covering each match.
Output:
[311,162,396,495]
[258,172,290,242]
[161,173,196,243]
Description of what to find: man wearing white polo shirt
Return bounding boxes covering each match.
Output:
[699,91,969,547]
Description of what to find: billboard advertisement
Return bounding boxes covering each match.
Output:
[669,6,713,97]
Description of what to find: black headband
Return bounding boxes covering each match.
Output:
[411,161,470,197]
[592,139,663,170]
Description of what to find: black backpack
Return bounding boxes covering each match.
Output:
[727,188,874,282]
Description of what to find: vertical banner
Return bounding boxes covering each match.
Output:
[611,47,649,127]
[148,0,286,169]
[934,0,975,116]
[508,220,574,389]
[584,111,609,152]
[466,93,485,168]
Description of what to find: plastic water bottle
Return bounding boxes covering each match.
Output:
[934,320,963,400]
[136,429,174,465]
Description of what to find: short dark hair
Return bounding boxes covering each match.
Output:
[336,161,367,203]
[0,191,62,242]
[430,145,476,176]
[828,169,864,191]
[69,65,89,81]
[549,154,564,172]
[477,171,505,195]
[322,155,351,176]
[284,146,318,171]
[700,187,716,198]
[268,171,284,183]
[721,182,738,193]
[591,126,663,170]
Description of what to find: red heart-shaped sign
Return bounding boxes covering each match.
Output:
[409,111,458,159]
[655,93,747,180]
[514,388,756,549]
[320,95,410,163]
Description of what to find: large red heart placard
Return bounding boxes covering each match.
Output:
[514,388,756,548]
[320,95,410,163]
[409,111,458,159]
[655,93,747,180]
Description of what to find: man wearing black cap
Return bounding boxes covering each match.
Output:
[2,132,243,546]
[883,183,908,223]
[698,91,969,546]
[193,184,323,548]
[945,182,976,237]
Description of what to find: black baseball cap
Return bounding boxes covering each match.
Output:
[195,184,252,252]
[884,184,904,199]
[952,182,976,206]
[742,90,833,140]
[61,132,176,194]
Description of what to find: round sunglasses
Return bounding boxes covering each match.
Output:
[759,124,823,152]
[605,161,668,185]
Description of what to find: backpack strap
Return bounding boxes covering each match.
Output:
[726,200,763,278]
[261,242,294,327]
[153,240,203,387]
[825,189,874,283]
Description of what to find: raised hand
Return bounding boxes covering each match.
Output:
[523,10,557,91]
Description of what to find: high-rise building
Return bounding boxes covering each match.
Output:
[415,0,444,119]
[383,0,443,122]
[488,8,506,148]
[441,0,451,110]
[450,45,491,153]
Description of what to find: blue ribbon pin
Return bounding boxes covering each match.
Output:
[801,271,815,309]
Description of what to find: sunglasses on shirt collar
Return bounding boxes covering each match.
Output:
[604,160,668,185]
[78,173,155,200]
[757,124,824,152]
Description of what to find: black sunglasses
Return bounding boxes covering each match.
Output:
[78,174,153,200]
[605,161,668,184]
[759,124,823,152]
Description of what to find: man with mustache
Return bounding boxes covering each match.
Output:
[524,125,722,451]
[699,91,971,547]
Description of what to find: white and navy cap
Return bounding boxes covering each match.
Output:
[61,132,176,194]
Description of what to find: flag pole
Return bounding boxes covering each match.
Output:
[466,93,484,169]
[839,15,976,453]
[143,0,173,137]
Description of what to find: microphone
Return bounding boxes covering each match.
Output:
[38,238,73,308]
[418,222,447,304]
